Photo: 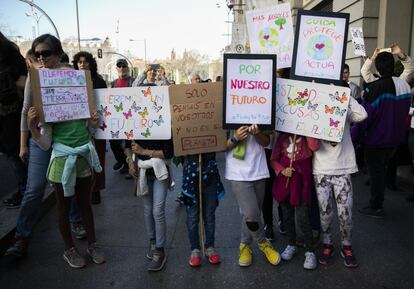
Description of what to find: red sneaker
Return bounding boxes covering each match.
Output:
[189,249,201,267]
[205,247,221,264]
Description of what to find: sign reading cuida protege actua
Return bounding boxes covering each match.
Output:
[30,68,95,123]
[169,82,227,156]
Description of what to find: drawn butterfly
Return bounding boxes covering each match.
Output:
[124,129,134,140]
[110,130,120,138]
[288,97,297,106]
[141,87,152,97]
[329,91,339,102]
[296,97,308,106]
[329,118,340,128]
[99,121,107,131]
[152,104,162,113]
[297,88,308,99]
[131,101,141,112]
[138,107,149,118]
[154,115,164,126]
[141,128,151,138]
[325,105,335,114]
[307,101,318,111]
[114,102,123,112]
[99,105,111,118]
[335,107,347,116]
[336,92,348,103]
[123,109,132,119]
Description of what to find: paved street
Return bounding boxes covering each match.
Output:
[1,152,414,289]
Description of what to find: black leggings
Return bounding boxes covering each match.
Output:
[54,177,96,249]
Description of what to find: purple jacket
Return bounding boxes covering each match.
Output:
[351,76,411,147]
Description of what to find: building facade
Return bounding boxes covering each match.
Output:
[230,0,414,84]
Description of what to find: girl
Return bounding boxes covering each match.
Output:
[26,41,105,268]
[225,124,280,267]
[314,95,367,268]
[178,153,225,267]
[271,133,319,270]
[126,137,174,272]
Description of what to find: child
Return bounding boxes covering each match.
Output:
[271,133,319,270]
[225,124,281,267]
[28,106,105,269]
[313,96,367,268]
[178,153,225,267]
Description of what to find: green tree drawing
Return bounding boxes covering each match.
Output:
[275,18,287,30]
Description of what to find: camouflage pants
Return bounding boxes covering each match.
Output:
[314,174,353,246]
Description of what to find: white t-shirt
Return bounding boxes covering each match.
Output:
[313,97,367,175]
[225,135,270,181]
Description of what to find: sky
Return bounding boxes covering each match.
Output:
[0,0,231,61]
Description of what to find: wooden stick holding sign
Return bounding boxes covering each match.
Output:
[198,154,205,256]
[285,134,297,188]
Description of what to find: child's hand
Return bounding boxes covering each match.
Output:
[128,160,139,178]
[27,107,39,129]
[131,142,145,155]
[248,124,260,135]
[90,111,99,123]
[282,167,294,177]
[235,126,249,141]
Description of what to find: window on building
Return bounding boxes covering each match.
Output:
[313,0,333,12]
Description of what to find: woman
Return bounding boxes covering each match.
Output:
[73,51,107,204]
[0,32,27,209]
[126,137,173,272]
[20,34,104,269]
[225,124,281,267]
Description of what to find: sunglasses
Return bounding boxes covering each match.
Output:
[34,50,53,59]
[117,64,127,68]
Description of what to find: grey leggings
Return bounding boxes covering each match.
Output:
[314,174,353,246]
[231,179,266,245]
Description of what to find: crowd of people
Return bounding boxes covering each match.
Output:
[1,32,413,273]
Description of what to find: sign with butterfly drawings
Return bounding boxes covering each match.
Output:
[290,10,349,85]
[93,86,171,140]
[246,3,294,69]
[30,69,95,123]
[275,78,351,142]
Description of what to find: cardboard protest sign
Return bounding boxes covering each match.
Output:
[30,69,94,123]
[169,82,227,156]
[275,78,351,142]
[350,27,366,57]
[246,3,294,68]
[291,10,350,85]
[223,53,276,130]
[94,86,171,140]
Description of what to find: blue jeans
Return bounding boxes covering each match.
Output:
[16,139,82,238]
[141,175,169,248]
[185,175,218,250]
[16,139,51,238]
[6,153,27,194]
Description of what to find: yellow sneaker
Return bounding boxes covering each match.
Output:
[239,243,252,267]
[259,241,281,266]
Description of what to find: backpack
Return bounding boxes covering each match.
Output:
[0,67,22,116]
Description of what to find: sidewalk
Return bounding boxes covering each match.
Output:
[1,153,414,289]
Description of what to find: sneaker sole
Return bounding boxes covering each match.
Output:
[148,255,167,272]
[340,251,358,268]
[63,254,85,268]
[239,261,252,267]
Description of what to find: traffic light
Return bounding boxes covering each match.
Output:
[97,49,103,58]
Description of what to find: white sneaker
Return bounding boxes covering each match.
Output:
[304,251,317,270]
[281,245,297,261]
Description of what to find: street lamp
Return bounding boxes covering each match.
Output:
[17,0,60,39]
[129,39,147,66]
